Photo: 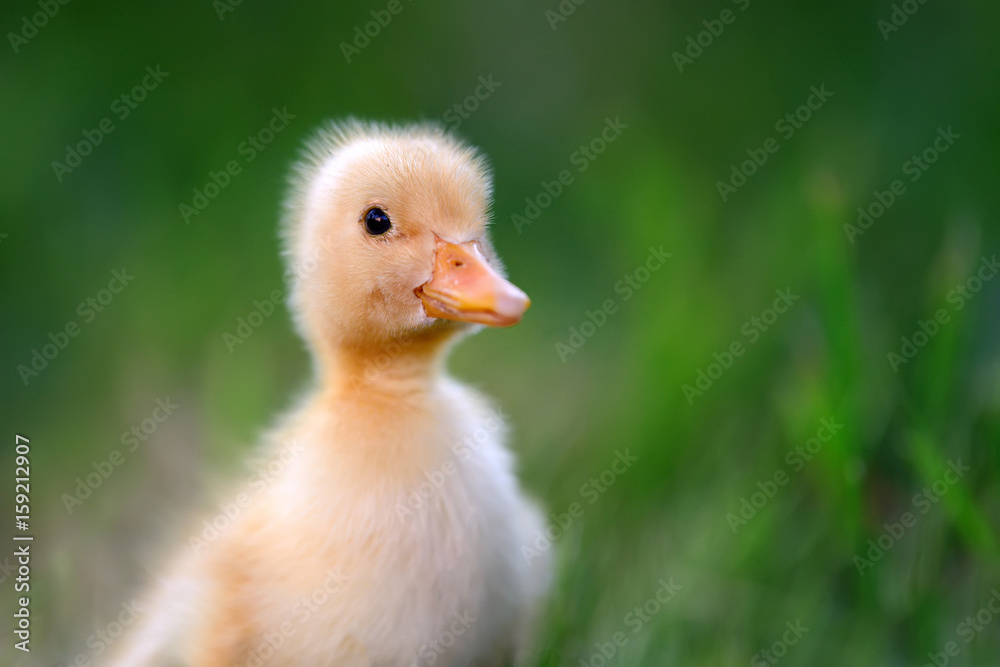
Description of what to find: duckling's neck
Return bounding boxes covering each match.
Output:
[318,334,454,399]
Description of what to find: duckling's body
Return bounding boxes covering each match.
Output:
[110,122,549,666]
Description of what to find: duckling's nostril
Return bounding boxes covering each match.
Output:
[451,260,464,269]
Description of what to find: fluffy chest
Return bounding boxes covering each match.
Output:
[249,403,528,663]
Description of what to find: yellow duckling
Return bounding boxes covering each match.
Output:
[110,120,550,666]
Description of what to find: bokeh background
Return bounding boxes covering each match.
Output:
[3,0,1000,664]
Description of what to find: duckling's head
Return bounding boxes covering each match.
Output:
[283,120,529,359]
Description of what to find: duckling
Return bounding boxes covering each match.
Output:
[110,120,550,666]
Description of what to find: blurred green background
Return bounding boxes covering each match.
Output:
[2,0,1000,664]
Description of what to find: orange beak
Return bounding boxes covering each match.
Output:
[416,236,530,327]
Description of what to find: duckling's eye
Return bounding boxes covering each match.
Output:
[363,207,392,236]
